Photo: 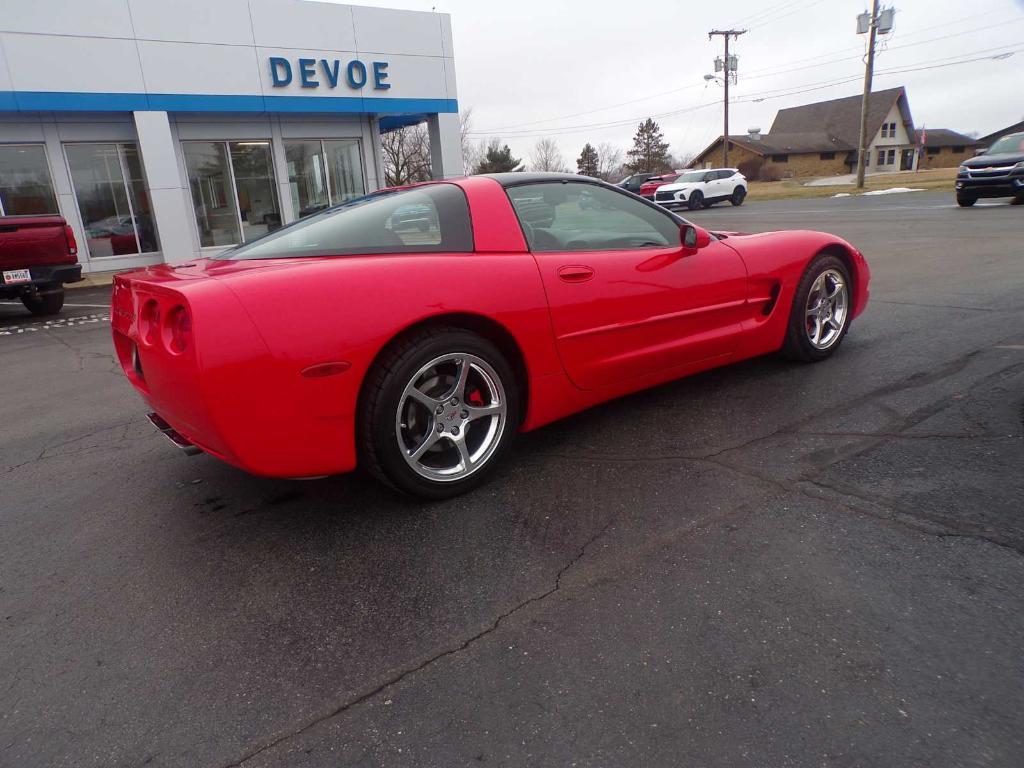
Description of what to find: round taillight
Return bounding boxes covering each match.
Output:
[163,305,191,354]
[139,299,160,346]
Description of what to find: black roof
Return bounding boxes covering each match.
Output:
[978,121,1024,145]
[916,128,981,147]
[481,172,601,187]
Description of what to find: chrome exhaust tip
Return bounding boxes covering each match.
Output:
[147,412,202,456]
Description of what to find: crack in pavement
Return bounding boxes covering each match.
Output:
[796,477,1024,557]
[871,299,999,313]
[220,517,618,768]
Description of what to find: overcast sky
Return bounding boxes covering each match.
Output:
[343,0,1024,168]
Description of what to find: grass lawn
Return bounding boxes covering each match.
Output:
[746,167,957,201]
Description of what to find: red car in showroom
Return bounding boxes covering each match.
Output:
[112,173,869,499]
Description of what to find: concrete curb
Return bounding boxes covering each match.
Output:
[68,272,119,290]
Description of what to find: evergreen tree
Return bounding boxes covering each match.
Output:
[625,119,671,173]
[576,143,599,176]
[474,139,523,174]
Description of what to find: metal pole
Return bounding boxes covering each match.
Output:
[723,34,730,168]
[709,30,745,168]
[855,0,880,189]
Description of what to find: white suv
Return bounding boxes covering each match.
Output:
[653,168,747,211]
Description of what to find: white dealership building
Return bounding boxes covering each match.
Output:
[0,0,462,272]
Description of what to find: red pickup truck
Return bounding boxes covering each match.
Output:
[0,215,82,315]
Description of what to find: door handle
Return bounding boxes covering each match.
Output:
[557,265,595,283]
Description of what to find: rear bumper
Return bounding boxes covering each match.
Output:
[0,263,81,297]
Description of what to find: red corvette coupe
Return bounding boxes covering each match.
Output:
[111,173,869,498]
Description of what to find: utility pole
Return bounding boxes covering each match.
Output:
[709,29,745,168]
[855,0,881,188]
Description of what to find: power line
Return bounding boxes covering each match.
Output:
[468,46,1018,141]
[733,47,1021,105]
[742,16,1023,81]
[468,12,1021,136]
[746,0,829,31]
[728,0,808,30]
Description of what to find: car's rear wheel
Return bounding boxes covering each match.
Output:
[687,191,704,211]
[781,254,852,362]
[21,286,64,316]
[730,187,746,206]
[956,192,977,207]
[360,327,519,499]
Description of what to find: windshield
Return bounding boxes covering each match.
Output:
[213,184,474,260]
[675,171,708,183]
[987,134,1024,155]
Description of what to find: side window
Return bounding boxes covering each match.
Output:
[507,182,681,253]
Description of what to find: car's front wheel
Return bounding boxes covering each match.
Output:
[731,187,746,206]
[781,254,853,362]
[956,192,977,207]
[360,327,519,499]
[687,191,704,211]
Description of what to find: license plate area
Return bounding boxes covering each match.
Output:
[2,269,31,284]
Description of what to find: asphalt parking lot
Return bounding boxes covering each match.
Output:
[2,190,1022,767]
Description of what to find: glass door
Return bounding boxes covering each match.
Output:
[65,143,159,258]
[284,139,366,219]
[285,140,330,219]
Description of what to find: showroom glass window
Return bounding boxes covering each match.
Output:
[65,143,159,257]
[284,139,365,219]
[0,144,59,216]
[182,141,281,248]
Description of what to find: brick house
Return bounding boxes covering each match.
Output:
[690,87,919,178]
[916,129,983,170]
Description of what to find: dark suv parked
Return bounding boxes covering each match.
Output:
[617,173,662,194]
[955,132,1024,207]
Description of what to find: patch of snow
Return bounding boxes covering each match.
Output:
[832,193,851,198]
[861,187,925,196]
[806,174,856,187]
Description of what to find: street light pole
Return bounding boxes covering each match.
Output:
[855,0,881,189]
[709,29,745,168]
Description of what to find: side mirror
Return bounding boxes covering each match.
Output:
[682,224,712,250]
[974,147,987,156]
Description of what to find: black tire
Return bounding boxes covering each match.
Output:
[21,286,65,316]
[359,327,520,499]
[730,187,746,206]
[687,191,704,211]
[780,254,853,363]
[956,193,976,207]
[1010,195,1024,206]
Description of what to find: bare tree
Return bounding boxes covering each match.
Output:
[530,138,567,172]
[669,151,696,170]
[381,124,432,186]
[460,108,484,175]
[596,142,624,181]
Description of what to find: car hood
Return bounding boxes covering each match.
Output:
[657,182,694,192]
[961,151,1024,168]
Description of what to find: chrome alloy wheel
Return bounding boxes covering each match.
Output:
[395,353,507,482]
[805,268,849,350]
